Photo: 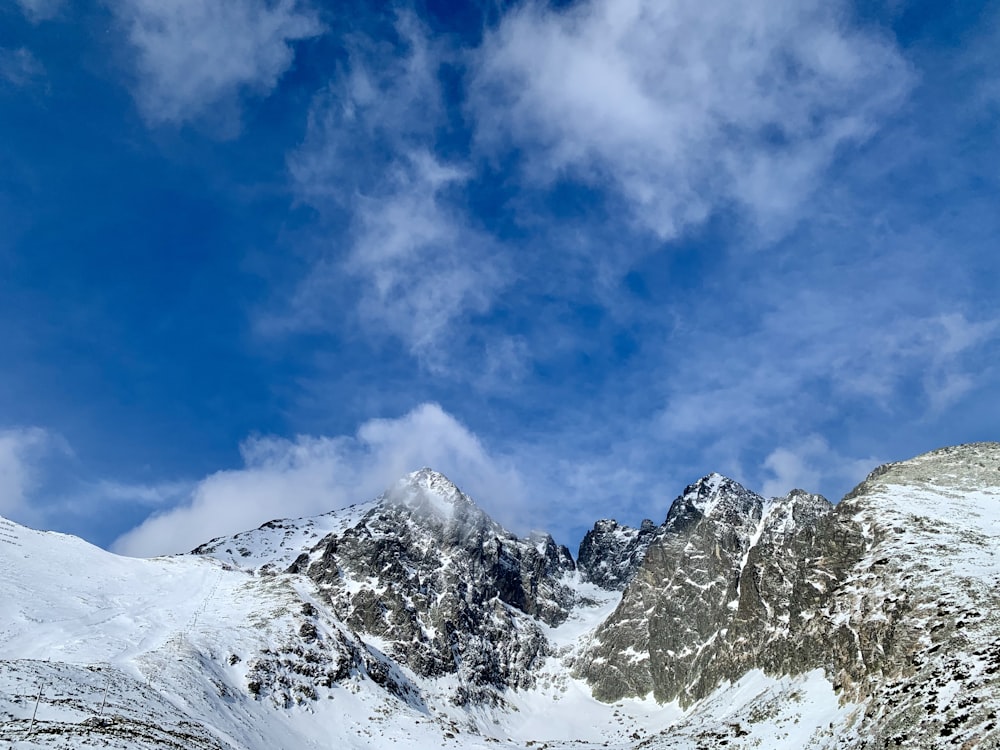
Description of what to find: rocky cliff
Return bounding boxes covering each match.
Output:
[577,517,658,590]
[576,443,1000,748]
[197,468,577,705]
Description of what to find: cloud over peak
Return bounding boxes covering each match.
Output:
[112,403,525,557]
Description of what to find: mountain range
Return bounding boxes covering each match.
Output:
[1,442,998,749]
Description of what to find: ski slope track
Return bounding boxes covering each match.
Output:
[1,445,998,749]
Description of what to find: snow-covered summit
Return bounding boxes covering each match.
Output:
[393,466,466,500]
[192,469,487,572]
[665,472,765,531]
[378,467,488,525]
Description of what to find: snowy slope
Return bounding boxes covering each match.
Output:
[822,444,1000,747]
[0,513,849,750]
[0,516,437,749]
[190,499,378,572]
[2,445,999,749]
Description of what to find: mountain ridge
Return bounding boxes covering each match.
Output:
[1,442,998,749]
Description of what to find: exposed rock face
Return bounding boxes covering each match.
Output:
[723,489,847,680]
[812,444,1000,747]
[577,517,657,590]
[576,474,784,701]
[212,469,577,704]
[577,472,891,706]
[576,444,1000,748]
[188,444,1000,748]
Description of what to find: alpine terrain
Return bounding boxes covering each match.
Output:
[1,443,999,749]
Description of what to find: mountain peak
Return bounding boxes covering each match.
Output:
[381,467,481,522]
[577,517,659,590]
[680,473,761,519]
[405,466,460,489]
[687,472,727,511]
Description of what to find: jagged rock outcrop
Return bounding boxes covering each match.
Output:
[202,468,577,705]
[723,489,844,677]
[576,474,781,701]
[577,517,657,590]
[575,443,1000,748]
[576,472,884,706]
[807,444,1000,747]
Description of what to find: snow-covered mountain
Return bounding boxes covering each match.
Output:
[195,467,577,706]
[2,444,999,749]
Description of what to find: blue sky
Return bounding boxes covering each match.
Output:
[1,0,997,556]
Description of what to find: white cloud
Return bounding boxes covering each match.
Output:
[0,47,45,88]
[660,299,999,443]
[14,0,61,22]
[282,14,506,371]
[832,312,999,409]
[112,403,527,557]
[349,161,504,368]
[88,479,193,507]
[760,435,879,499]
[111,0,323,130]
[289,11,443,205]
[470,0,912,239]
[0,429,184,528]
[0,427,56,518]
[290,150,504,369]
[652,287,999,507]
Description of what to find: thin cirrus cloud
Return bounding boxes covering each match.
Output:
[0,47,45,88]
[282,14,507,372]
[469,0,913,240]
[14,0,61,22]
[110,0,323,130]
[0,427,51,518]
[111,403,528,557]
[0,427,189,535]
[656,299,999,495]
[759,435,880,501]
[287,147,505,370]
[0,427,76,526]
[660,302,999,439]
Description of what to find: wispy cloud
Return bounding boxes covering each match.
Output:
[112,403,527,557]
[961,5,1000,116]
[0,427,63,520]
[276,0,915,384]
[760,435,880,499]
[0,47,45,88]
[289,11,445,206]
[110,0,323,131]
[84,479,193,508]
[656,297,999,495]
[287,149,505,370]
[14,0,61,23]
[281,13,507,372]
[470,0,912,240]
[0,426,191,535]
